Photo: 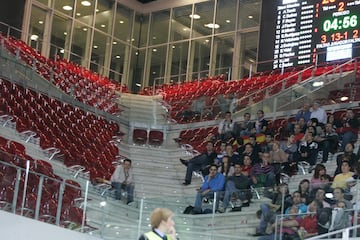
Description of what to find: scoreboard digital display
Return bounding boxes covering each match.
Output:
[258,0,360,71]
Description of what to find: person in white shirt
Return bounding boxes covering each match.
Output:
[310,101,327,125]
[110,158,135,204]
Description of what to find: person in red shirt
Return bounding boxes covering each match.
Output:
[297,200,321,239]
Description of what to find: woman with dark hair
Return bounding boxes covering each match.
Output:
[218,156,234,178]
[298,179,310,204]
[310,164,327,191]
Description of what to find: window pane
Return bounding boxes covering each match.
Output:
[238,0,261,29]
[95,0,115,34]
[150,10,170,45]
[170,41,189,81]
[35,0,50,6]
[149,45,167,86]
[133,14,149,48]
[239,31,258,78]
[130,49,145,92]
[110,40,126,82]
[192,1,215,38]
[74,0,94,25]
[54,0,74,17]
[191,37,211,79]
[114,4,133,42]
[91,30,110,74]
[214,34,234,76]
[215,0,237,34]
[50,14,71,58]
[170,6,192,41]
[28,5,47,51]
[71,21,91,65]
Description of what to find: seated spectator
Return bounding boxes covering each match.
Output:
[180,141,217,185]
[285,191,308,214]
[218,156,234,178]
[292,123,305,143]
[251,152,275,188]
[334,143,359,175]
[236,136,245,155]
[261,133,274,153]
[220,163,252,212]
[309,188,330,208]
[225,144,240,166]
[316,123,339,163]
[258,205,302,240]
[107,159,135,204]
[241,142,260,165]
[332,187,353,209]
[280,134,298,175]
[269,141,288,184]
[298,132,318,166]
[287,102,311,133]
[193,164,225,214]
[239,112,255,137]
[332,161,354,191]
[327,113,341,132]
[310,101,327,125]
[218,111,238,141]
[337,108,360,151]
[297,200,322,239]
[240,155,252,177]
[308,118,324,140]
[329,201,351,233]
[310,164,327,191]
[215,141,227,165]
[248,134,262,163]
[253,183,292,236]
[297,179,310,204]
[255,110,268,134]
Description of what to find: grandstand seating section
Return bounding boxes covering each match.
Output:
[140,62,360,123]
[0,34,129,114]
[0,79,121,180]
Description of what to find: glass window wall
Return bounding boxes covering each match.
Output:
[50,14,72,58]
[114,4,133,42]
[190,37,211,79]
[150,10,170,45]
[170,6,192,41]
[54,0,74,17]
[133,14,149,48]
[213,34,234,76]
[169,41,189,82]
[74,0,94,26]
[192,1,215,38]
[215,0,237,34]
[28,5,47,51]
[238,0,261,29]
[95,0,115,34]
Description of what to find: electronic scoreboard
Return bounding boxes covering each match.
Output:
[258,0,360,71]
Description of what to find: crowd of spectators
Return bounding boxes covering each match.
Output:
[179,102,360,238]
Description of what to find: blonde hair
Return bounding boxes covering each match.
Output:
[150,208,173,229]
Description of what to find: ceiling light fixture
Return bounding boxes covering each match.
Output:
[115,55,120,59]
[101,24,106,28]
[60,49,65,54]
[82,28,88,31]
[136,83,141,87]
[119,20,124,24]
[38,20,44,24]
[62,5,73,11]
[152,48,157,52]
[205,23,220,29]
[225,20,231,23]
[96,9,99,12]
[189,14,201,19]
[93,45,98,49]
[248,15,253,19]
[76,13,81,16]
[81,1,91,6]
[113,41,117,45]
[30,34,39,41]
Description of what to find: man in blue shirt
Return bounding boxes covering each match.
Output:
[193,164,225,214]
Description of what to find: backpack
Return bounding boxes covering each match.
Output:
[317,207,332,234]
[183,205,194,214]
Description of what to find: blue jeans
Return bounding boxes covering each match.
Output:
[185,154,209,183]
[193,191,220,213]
[112,182,134,203]
[258,203,272,233]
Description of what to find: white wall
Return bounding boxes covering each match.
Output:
[0,211,101,240]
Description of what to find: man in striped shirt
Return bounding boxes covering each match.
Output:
[250,152,275,188]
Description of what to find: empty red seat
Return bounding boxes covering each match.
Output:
[149,130,164,146]
[133,129,147,145]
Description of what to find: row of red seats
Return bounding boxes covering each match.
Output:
[142,62,359,123]
[133,129,164,146]
[0,148,85,227]
[0,79,121,180]
[0,34,129,114]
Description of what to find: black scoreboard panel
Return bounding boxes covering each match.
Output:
[258,0,360,72]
